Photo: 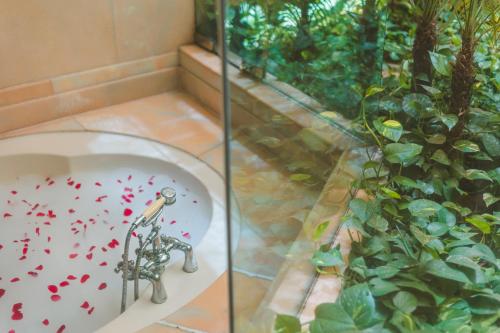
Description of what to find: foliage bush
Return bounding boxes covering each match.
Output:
[271,1,500,332]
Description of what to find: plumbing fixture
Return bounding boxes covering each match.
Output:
[115,187,198,313]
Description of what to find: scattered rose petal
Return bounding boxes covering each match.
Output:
[57,324,66,333]
[98,282,107,290]
[95,182,102,186]
[80,301,90,309]
[50,294,61,302]
[42,319,49,326]
[123,208,133,217]
[3,212,13,218]
[75,183,81,189]
[99,261,108,267]
[59,281,69,287]
[48,285,58,293]
[67,275,77,280]
[80,274,90,283]
[69,253,78,259]
[35,265,43,270]
[0,288,5,298]
[88,307,95,315]
[10,277,20,283]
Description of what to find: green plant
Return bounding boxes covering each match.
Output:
[274,1,499,332]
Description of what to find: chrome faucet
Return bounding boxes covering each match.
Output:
[115,187,198,313]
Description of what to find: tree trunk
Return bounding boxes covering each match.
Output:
[412,17,437,92]
[450,37,475,138]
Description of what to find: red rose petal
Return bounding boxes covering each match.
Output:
[10,190,17,195]
[88,307,95,315]
[69,253,78,259]
[99,261,108,266]
[57,324,66,333]
[12,303,22,311]
[80,301,90,309]
[35,265,43,270]
[75,183,81,189]
[80,274,90,283]
[11,312,23,320]
[67,275,77,280]
[10,277,20,283]
[48,285,58,293]
[123,208,133,217]
[95,182,102,186]
[50,294,61,302]
[3,212,13,218]
[98,282,107,290]
[0,288,5,298]
[60,281,69,287]
[86,253,93,260]
[42,319,49,326]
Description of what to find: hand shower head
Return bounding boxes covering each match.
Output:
[160,187,176,205]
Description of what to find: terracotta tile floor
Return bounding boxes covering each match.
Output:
[0,91,325,332]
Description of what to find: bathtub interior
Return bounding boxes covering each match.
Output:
[0,153,213,333]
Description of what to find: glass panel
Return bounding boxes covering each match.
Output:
[223,0,388,331]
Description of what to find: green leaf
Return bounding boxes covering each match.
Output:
[423,259,470,283]
[408,199,442,217]
[431,149,451,165]
[465,215,491,234]
[393,176,418,188]
[464,169,493,182]
[349,199,372,222]
[483,193,500,207]
[367,216,389,232]
[420,85,442,95]
[426,134,447,145]
[453,140,480,153]
[429,51,451,76]
[442,201,472,216]
[410,225,434,246]
[480,133,500,157]
[310,303,357,333]
[393,291,418,314]
[370,265,399,279]
[380,187,401,199]
[365,86,385,98]
[439,114,458,130]
[403,94,433,118]
[290,173,312,182]
[340,284,381,329]
[427,222,449,236]
[373,119,403,142]
[383,143,423,166]
[311,245,344,268]
[369,278,399,296]
[274,314,301,333]
[313,221,330,241]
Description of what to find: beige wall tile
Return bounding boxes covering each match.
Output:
[0,80,54,107]
[113,0,194,62]
[0,0,117,88]
[0,117,84,139]
[179,68,223,115]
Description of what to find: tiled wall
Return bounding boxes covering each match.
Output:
[0,0,194,88]
[0,0,194,133]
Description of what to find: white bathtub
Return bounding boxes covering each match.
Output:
[0,132,230,333]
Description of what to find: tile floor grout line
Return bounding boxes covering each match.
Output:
[156,320,208,333]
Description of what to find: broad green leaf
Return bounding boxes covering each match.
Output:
[310,303,357,333]
[446,255,486,284]
[365,86,385,98]
[483,193,500,207]
[311,245,344,268]
[380,187,401,199]
[256,136,282,148]
[453,140,480,153]
[439,114,458,130]
[374,119,403,142]
[426,134,447,145]
[431,149,451,165]
[312,221,330,241]
[369,278,399,296]
[339,284,381,329]
[370,265,399,279]
[423,259,470,283]
[367,216,389,232]
[468,294,500,315]
[429,51,451,76]
[464,169,493,182]
[393,291,418,314]
[349,199,372,222]
[410,225,434,246]
[403,94,433,118]
[420,85,442,95]
[480,133,500,157]
[438,208,456,226]
[393,175,418,188]
[427,222,449,236]
[383,143,423,166]
[465,215,491,234]
[290,173,312,182]
[442,201,472,216]
[274,314,301,333]
[408,199,442,217]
